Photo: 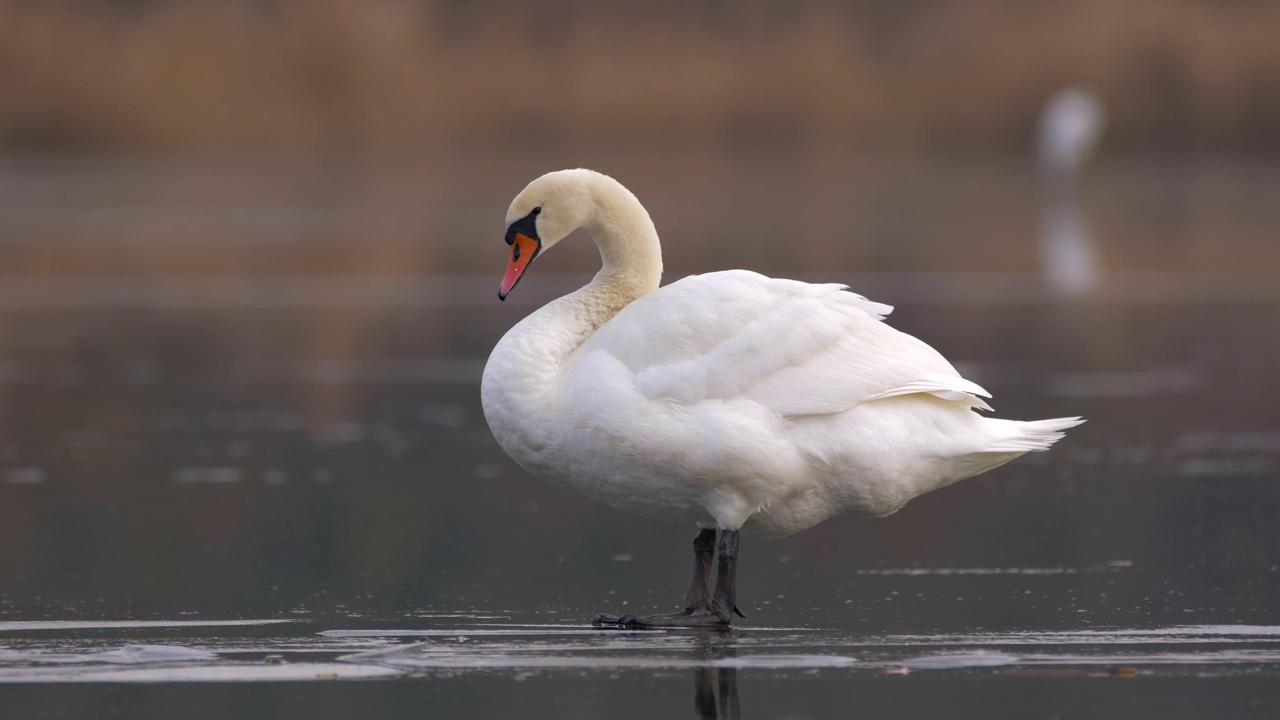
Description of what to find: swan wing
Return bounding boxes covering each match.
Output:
[576,270,992,416]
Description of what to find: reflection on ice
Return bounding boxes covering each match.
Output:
[902,652,1020,670]
[336,641,857,671]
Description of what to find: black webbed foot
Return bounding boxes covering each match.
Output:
[592,528,742,630]
[593,610,732,629]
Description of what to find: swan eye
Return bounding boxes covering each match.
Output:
[532,206,542,216]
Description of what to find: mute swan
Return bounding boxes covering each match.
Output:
[481,169,1083,628]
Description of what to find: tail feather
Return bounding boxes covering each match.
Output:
[984,416,1085,453]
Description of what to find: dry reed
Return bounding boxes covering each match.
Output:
[0,0,1277,156]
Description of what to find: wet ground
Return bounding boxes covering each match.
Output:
[0,154,1278,717]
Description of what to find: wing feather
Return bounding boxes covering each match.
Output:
[576,270,990,417]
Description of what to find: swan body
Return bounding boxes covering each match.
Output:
[481,169,1083,626]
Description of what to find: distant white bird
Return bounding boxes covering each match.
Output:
[1037,88,1106,297]
[482,169,1083,628]
[1037,88,1106,187]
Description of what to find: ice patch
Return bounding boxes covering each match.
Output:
[319,628,647,638]
[713,655,856,668]
[172,467,242,484]
[73,645,218,665]
[902,652,1020,670]
[852,564,1133,575]
[0,663,401,683]
[881,625,1280,647]
[856,567,1079,576]
[0,619,293,632]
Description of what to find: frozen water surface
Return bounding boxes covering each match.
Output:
[1,157,1279,717]
[3,615,1280,680]
[1,612,1279,718]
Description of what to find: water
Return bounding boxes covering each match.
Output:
[0,154,1278,717]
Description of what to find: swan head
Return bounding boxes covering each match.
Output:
[498,169,601,300]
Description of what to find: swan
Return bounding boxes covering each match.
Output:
[481,169,1084,628]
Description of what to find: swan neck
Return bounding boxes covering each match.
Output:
[481,170,663,478]
[483,171,664,426]
[582,177,662,304]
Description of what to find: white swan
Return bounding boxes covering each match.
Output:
[481,169,1084,628]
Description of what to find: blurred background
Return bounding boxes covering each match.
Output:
[0,0,1278,631]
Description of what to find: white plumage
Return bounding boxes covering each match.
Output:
[482,169,1083,540]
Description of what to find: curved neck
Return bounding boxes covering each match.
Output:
[481,174,664,462]
[487,171,665,375]
[580,173,663,308]
[528,184,663,366]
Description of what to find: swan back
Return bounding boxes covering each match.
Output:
[576,270,992,416]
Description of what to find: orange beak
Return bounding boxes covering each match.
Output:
[499,232,540,300]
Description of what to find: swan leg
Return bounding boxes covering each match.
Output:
[593,529,743,629]
[683,526,717,612]
[707,529,739,621]
[593,527,714,625]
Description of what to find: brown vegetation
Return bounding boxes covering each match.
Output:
[0,0,1277,157]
